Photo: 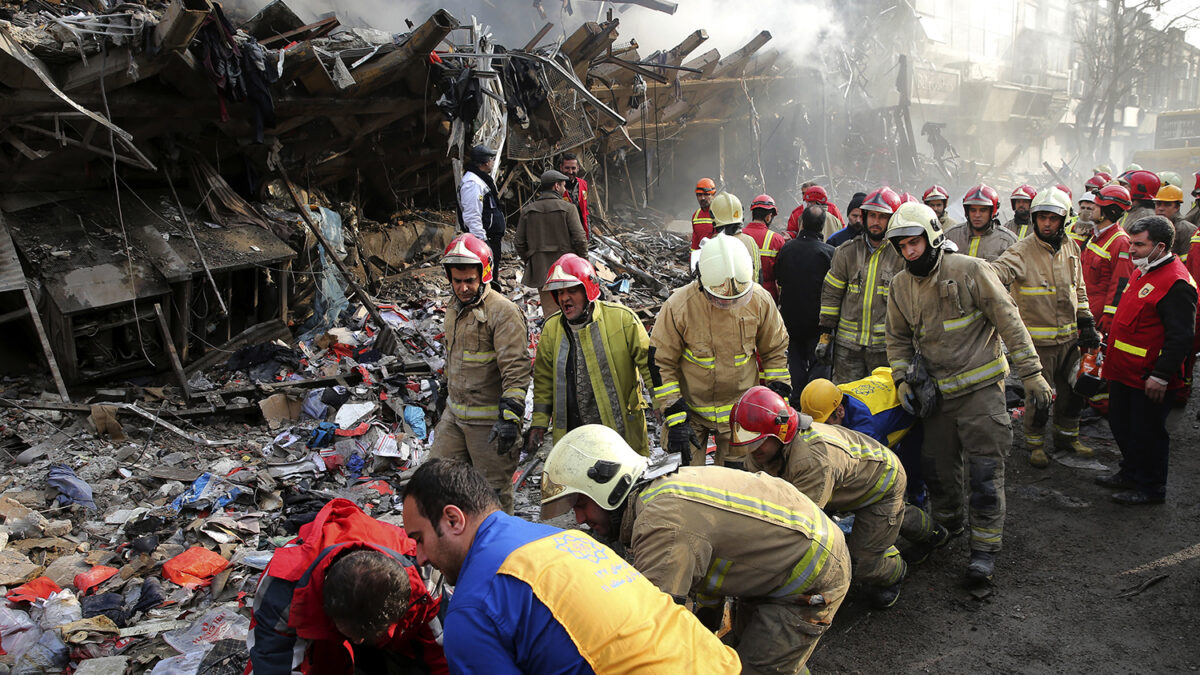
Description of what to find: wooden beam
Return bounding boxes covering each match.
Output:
[154,303,190,401]
[348,9,459,98]
[23,286,69,402]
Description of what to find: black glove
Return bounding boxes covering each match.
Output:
[436,381,448,417]
[766,381,792,400]
[664,399,693,465]
[488,420,520,455]
[1077,316,1102,350]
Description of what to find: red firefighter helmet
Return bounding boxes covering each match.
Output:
[1094,184,1133,211]
[1085,174,1110,192]
[544,253,601,302]
[442,233,494,284]
[1125,170,1161,201]
[859,187,902,215]
[922,185,950,203]
[963,184,1000,219]
[1010,184,1037,204]
[695,177,717,195]
[750,194,778,215]
[1193,171,1200,197]
[730,386,800,446]
[1055,184,1073,201]
[803,185,829,204]
[899,192,919,205]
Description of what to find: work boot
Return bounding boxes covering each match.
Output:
[1095,473,1136,489]
[965,550,996,583]
[1112,490,1165,506]
[902,522,952,565]
[1026,433,1048,468]
[1054,424,1093,457]
[870,581,903,609]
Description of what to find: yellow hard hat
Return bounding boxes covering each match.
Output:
[1155,184,1184,203]
[709,192,744,226]
[539,425,647,519]
[799,378,844,423]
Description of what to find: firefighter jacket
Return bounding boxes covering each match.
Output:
[939,213,956,231]
[515,191,588,288]
[649,282,789,428]
[446,511,741,674]
[819,235,905,350]
[248,499,446,675]
[886,251,1043,399]
[620,466,849,608]
[1066,217,1090,247]
[532,301,653,454]
[690,207,715,251]
[1186,201,1200,226]
[742,220,785,299]
[944,221,1017,262]
[730,231,763,284]
[1104,256,1198,390]
[990,234,1093,346]
[1002,217,1033,240]
[443,285,531,426]
[1121,204,1156,229]
[1081,222,1132,327]
[1170,214,1196,256]
[744,422,903,514]
[563,176,590,240]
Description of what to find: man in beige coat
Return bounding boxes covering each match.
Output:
[515,169,588,315]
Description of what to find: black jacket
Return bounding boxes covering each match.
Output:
[775,231,834,342]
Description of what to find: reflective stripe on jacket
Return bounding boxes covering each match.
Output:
[944,221,1017,262]
[444,286,531,424]
[690,208,715,251]
[990,233,1092,346]
[1081,223,1132,322]
[819,235,904,349]
[1103,257,1197,389]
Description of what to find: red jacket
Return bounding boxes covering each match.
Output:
[564,177,590,239]
[247,499,447,675]
[1104,257,1195,390]
[690,207,715,251]
[741,220,785,299]
[1082,223,1132,332]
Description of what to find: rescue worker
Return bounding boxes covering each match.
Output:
[540,425,850,675]
[690,177,717,251]
[776,205,836,394]
[818,186,905,383]
[431,234,531,514]
[1002,184,1037,239]
[1069,191,1096,247]
[649,234,789,466]
[1099,216,1197,505]
[515,169,588,314]
[1085,173,1112,195]
[742,194,785,298]
[733,386,950,602]
[403,459,741,672]
[1082,185,1134,335]
[945,184,1018,261]
[530,254,653,455]
[990,188,1102,467]
[249,499,447,675]
[885,202,1051,583]
[1122,170,1160,227]
[559,152,590,239]
[827,191,867,247]
[457,144,505,289]
[1154,184,1196,256]
[787,184,843,240]
[923,184,955,230]
[708,191,762,286]
[1186,172,1200,226]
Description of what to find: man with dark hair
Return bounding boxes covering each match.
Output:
[248,499,447,675]
[775,204,835,397]
[402,459,740,673]
[827,192,867,247]
[457,145,505,290]
[1098,216,1197,505]
[559,152,591,239]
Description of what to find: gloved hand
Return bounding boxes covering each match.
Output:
[1077,316,1102,350]
[436,381,448,417]
[766,381,792,399]
[815,332,833,364]
[1022,373,1054,413]
[664,399,692,465]
[1097,314,1112,336]
[488,420,521,455]
[528,426,546,451]
[896,381,916,415]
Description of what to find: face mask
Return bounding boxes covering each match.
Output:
[1132,244,1164,273]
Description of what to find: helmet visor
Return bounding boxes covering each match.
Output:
[539,474,580,520]
[730,421,767,446]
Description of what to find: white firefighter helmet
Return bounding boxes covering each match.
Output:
[540,424,648,519]
[886,201,946,248]
[1030,187,1071,219]
[709,192,744,227]
[697,233,754,300]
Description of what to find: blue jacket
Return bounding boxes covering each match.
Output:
[840,394,913,447]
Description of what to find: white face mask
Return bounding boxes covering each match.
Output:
[1132,243,1165,273]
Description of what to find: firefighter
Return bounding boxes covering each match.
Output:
[540,425,850,675]
[248,499,447,675]
[1099,216,1198,505]
[1082,185,1134,336]
[1122,170,1160,227]
[1186,172,1200,226]
[990,188,1102,467]
[945,184,1018,261]
[1002,184,1037,239]
[559,152,590,240]
[743,194,786,299]
[885,202,1051,583]
[923,184,955,230]
[403,459,740,672]
[649,234,789,466]
[530,254,653,456]
[1153,184,1196,256]
[708,192,761,282]
[1069,191,1096,247]
[787,184,843,240]
[430,234,531,514]
[817,187,905,383]
[690,178,717,251]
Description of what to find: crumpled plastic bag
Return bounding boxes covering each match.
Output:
[11,628,67,675]
[171,473,242,512]
[301,389,329,420]
[7,577,62,605]
[37,590,81,630]
[404,404,427,440]
[162,548,230,589]
[162,607,249,655]
[149,648,208,675]
[0,606,35,656]
[46,464,95,509]
[74,566,119,595]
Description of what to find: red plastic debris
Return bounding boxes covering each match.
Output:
[73,565,119,595]
[162,547,231,589]
[6,576,62,604]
